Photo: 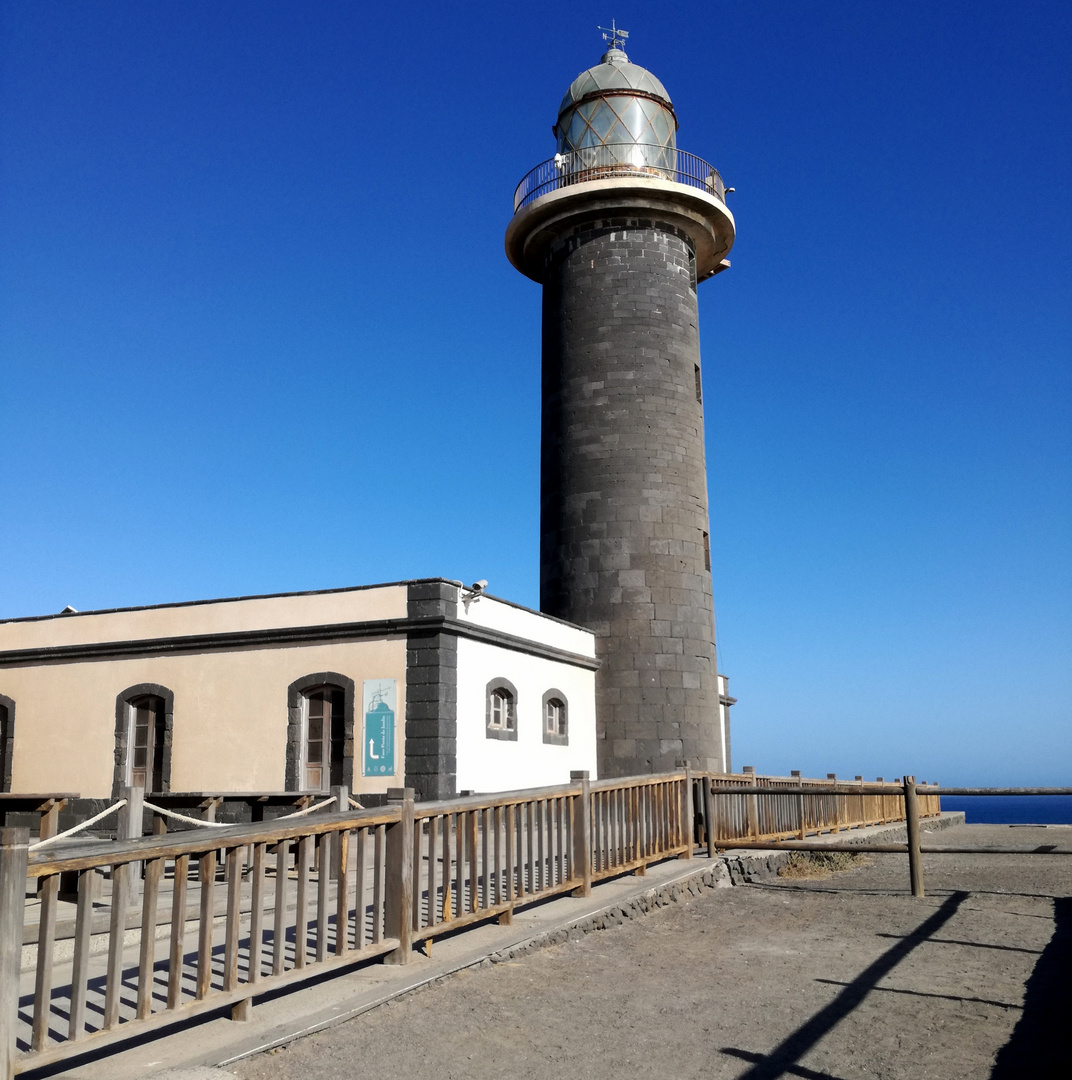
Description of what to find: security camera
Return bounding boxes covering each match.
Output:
[471,580,488,592]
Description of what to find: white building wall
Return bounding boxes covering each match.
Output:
[455,593,596,658]
[455,636,597,793]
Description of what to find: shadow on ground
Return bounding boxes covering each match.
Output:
[989,895,1072,1077]
[719,891,968,1080]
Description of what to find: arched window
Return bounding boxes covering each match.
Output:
[485,678,518,742]
[286,673,355,793]
[113,684,174,797]
[542,689,569,746]
[0,694,14,793]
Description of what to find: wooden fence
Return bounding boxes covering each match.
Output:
[698,770,939,845]
[0,768,930,1077]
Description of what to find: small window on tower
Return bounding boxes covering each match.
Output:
[694,364,703,404]
[703,531,711,572]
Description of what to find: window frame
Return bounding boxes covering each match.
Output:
[0,694,14,793]
[112,684,174,798]
[541,688,569,746]
[298,684,346,793]
[286,673,355,793]
[485,678,518,742]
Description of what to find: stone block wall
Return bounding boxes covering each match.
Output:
[404,580,459,800]
[539,216,725,777]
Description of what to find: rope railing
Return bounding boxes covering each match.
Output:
[27,800,127,851]
[142,801,228,829]
[275,795,338,820]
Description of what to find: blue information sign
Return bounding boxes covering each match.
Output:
[362,679,396,777]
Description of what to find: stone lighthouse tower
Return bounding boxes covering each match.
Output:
[505,28,736,778]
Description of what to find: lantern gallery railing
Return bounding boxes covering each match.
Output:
[0,769,931,1077]
[513,144,727,213]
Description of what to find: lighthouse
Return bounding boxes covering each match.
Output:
[505,26,736,778]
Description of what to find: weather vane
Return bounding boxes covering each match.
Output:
[598,19,629,52]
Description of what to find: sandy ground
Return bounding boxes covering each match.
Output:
[232,824,1071,1080]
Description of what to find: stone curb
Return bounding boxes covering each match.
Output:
[482,862,732,965]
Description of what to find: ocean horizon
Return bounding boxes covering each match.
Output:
[940,794,1072,825]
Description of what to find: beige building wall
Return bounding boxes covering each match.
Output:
[1,637,407,798]
[0,580,603,803]
[0,584,407,652]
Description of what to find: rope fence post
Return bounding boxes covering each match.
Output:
[331,784,348,880]
[118,785,144,908]
[384,787,414,965]
[570,771,592,896]
[904,775,924,897]
[0,827,30,1080]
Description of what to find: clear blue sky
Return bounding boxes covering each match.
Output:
[2,2,1069,785]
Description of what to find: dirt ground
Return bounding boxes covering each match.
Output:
[233,824,1071,1080]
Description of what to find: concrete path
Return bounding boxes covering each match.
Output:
[232,821,1071,1080]
[22,814,980,1079]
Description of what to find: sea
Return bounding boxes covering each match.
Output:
[940,795,1072,825]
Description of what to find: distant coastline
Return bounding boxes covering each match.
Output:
[940,794,1072,824]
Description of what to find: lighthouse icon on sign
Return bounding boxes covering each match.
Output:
[362,679,396,777]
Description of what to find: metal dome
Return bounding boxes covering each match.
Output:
[553,47,678,172]
[557,47,674,117]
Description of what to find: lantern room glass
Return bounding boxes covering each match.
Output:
[556,92,677,174]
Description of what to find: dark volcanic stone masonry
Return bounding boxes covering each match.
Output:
[539,216,723,777]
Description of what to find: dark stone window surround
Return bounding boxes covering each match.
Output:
[286,672,356,794]
[541,688,569,746]
[485,677,519,742]
[0,693,14,793]
[112,684,174,798]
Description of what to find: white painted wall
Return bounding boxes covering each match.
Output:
[456,594,596,658]
[455,636,597,792]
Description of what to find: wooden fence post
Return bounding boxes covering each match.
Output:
[678,763,694,859]
[384,788,414,964]
[791,770,806,839]
[827,774,840,833]
[743,766,758,838]
[118,785,144,908]
[570,771,592,897]
[903,776,924,898]
[0,827,30,1080]
[704,773,717,858]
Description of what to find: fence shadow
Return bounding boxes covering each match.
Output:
[720,891,968,1080]
[989,895,1072,1077]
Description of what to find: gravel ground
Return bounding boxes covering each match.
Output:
[233,824,1071,1080]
